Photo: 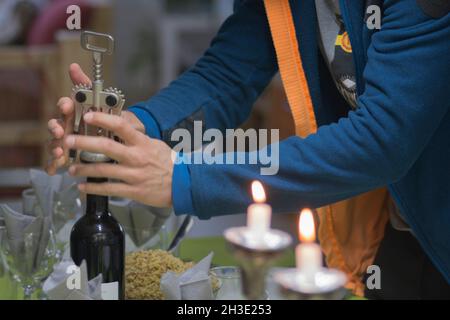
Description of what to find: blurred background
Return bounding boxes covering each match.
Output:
[0,0,298,256]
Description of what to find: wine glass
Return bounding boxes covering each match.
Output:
[0,228,57,299]
[52,196,82,258]
[210,266,245,300]
[22,186,82,261]
[0,226,19,299]
[210,266,269,300]
[123,223,170,253]
[108,198,172,253]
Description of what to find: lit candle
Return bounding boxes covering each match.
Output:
[247,181,272,241]
[296,209,322,279]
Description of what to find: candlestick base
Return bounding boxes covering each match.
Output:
[274,267,347,300]
[224,227,292,300]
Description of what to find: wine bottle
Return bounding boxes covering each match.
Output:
[70,177,125,300]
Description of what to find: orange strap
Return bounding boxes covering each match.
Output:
[263,0,317,137]
[263,0,389,297]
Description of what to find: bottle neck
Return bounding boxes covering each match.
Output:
[85,177,109,215]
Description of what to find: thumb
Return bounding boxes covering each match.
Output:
[69,63,92,86]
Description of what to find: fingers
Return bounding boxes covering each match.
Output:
[46,136,66,175]
[69,63,92,87]
[46,118,66,174]
[46,62,90,176]
[49,97,74,140]
[57,97,74,117]
[78,181,136,199]
[48,119,64,139]
[49,97,75,165]
[45,157,67,176]
[65,134,129,163]
[69,163,137,183]
[121,111,146,134]
[46,139,64,158]
[83,112,142,145]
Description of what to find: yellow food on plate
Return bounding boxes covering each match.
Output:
[125,249,194,300]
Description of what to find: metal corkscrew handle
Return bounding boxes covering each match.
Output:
[69,31,125,164]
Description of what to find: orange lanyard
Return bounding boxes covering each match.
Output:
[263,0,317,138]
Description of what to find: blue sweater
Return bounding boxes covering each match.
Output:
[129,0,450,283]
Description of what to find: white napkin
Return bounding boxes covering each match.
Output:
[29,169,63,217]
[43,258,102,300]
[160,252,214,300]
[21,188,39,216]
[109,198,171,248]
[29,169,81,232]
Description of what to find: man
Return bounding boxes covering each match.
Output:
[47,0,450,299]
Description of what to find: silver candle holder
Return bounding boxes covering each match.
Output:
[224,226,292,300]
[274,267,347,300]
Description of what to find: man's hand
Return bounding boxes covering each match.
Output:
[45,63,145,175]
[65,112,176,208]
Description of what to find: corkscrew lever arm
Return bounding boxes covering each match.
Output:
[68,31,115,163]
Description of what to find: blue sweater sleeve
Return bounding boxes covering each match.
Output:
[127,0,276,216]
[171,154,195,216]
[188,0,450,219]
[128,107,162,139]
[128,0,277,138]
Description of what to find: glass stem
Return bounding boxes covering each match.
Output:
[23,284,35,300]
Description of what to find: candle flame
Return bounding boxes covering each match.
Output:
[299,209,316,243]
[251,181,266,203]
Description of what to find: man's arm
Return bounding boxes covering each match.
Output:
[129,0,277,142]
[186,0,450,218]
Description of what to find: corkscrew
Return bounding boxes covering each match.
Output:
[69,31,125,164]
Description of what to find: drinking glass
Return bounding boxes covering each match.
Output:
[210,266,269,300]
[52,197,82,258]
[0,226,18,299]
[124,224,169,253]
[210,266,245,300]
[0,229,57,299]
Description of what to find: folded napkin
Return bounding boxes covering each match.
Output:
[43,258,102,300]
[29,169,63,217]
[0,204,51,276]
[160,252,214,300]
[21,188,40,216]
[29,169,80,232]
[109,198,171,249]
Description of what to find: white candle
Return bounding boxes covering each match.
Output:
[296,209,322,278]
[296,243,322,276]
[247,203,271,238]
[247,181,271,241]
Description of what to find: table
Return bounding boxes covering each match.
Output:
[2,236,366,300]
